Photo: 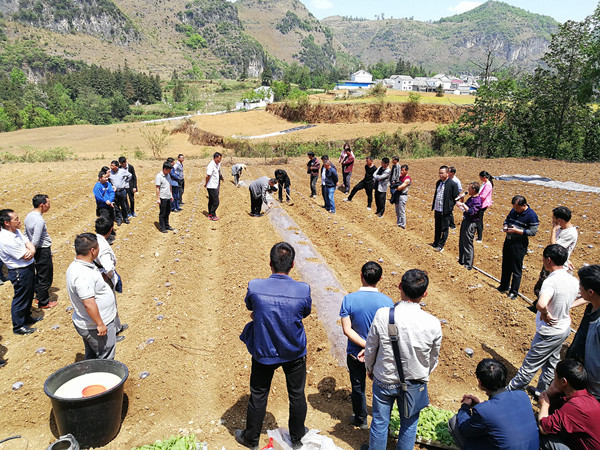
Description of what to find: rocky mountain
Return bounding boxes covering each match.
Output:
[321,1,559,73]
[0,0,560,80]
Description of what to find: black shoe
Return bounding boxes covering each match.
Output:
[360,444,369,450]
[116,335,125,342]
[25,316,43,325]
[507,292,518,300]
[14,326,36,335]
[496,286,508,294]
[350,415,369,430]
[117,323,129,334]
[160,229,168,233]
[166,226,174,231]
[123,219,130,224]
[116,221,122,226]
[234,430,258,450]
[291,427,309,449]
[0,358,6,368]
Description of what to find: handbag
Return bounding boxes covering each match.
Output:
[388,306,429,418]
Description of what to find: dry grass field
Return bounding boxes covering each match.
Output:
[0,111,598,449]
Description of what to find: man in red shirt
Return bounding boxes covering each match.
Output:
[538,359,600,450]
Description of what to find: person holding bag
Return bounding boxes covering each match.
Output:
[364,269,442,450]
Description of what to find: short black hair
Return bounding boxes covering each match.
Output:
[213,152,222,159]
[111,160,119,166]
[163,162,173,170]
[307,151,315,157]
[178,154,184,158]
[578,265,600,294]
[449,166,456,174]
[118,156,127,164]
[321,155,329,161]
[392,156,399,162]
[543,244,568,266]
[512,195,527,206]
[400,269,429,300]
[270,242,295,274]
[0,209,14,229]
[469,182,480,193]
[32,194,49,208]
[401,164,408,170]
[439,165,448,171]
[362,262,383,285]
[556,359,587,391]
[476,359,507,391]
[95,216,113,235]
[381,157,389,164]
[366,157,373,161]
[98,171,107,179]
[74,233,98,256]
[553,206,572,222]
[166,157,175,163]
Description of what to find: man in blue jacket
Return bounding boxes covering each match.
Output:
[93,171,116,224]
[321,156,338,214]
[448,358,539,450]
[236,242,312,450]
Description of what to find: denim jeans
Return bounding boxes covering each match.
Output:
[8,265,35,331]
[326,187,336,212]
[347,354,368,424]
[369,381,419,450]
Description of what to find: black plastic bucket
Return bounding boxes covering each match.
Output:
[44,359,128,448]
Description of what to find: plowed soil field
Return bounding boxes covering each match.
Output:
[0,131,599,449]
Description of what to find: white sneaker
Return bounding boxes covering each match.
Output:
[476,240,482,244]
[366,207,371,210]
[343,198,349,202]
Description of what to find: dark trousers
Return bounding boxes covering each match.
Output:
[159,198,171,230]
[476,207,487,240]
[171,185,180,210]
[348,180,374,208]
[96,205,115,222]
[207,187,220,217]
[375,191,386,216]
[8,265,35,331]
[458,220,477,268]
[34,246,53,306]
[449,211,456,228]
[126,187,135,214]
[245,356,307,445]
[500,237,528,295]
[234,173,240,186]
[250,193,263,215]
[342,172,352,193]
[310,176,318,196]
[433,211,451,249]
[114,189,129,223]
[180,179,185,201]
[347,354,368,424]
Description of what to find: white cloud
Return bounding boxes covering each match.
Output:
[448,1,483,14]
[311,0,333,10]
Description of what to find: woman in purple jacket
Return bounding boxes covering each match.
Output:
[457,182,482,270]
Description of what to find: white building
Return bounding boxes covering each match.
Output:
[389,75,414,91]
[351,70,373,83]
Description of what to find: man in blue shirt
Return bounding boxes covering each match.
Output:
[448,358,539,450]
[237,242,312,450]
[93,171,116,225]
[340,261,393,429]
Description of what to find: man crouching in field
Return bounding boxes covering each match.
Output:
[236,242,312,450]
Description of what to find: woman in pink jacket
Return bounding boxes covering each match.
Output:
[476,171,494,242]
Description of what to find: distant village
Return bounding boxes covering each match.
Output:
[335,69,497,96]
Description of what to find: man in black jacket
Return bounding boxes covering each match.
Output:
[119,156,138,218]
[306,152,320,198]
[431,165,458,252]
[344,157,377,211]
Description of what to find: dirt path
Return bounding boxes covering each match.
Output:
[0,156,598,449]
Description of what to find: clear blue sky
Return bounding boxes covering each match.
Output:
[301,0,598,23]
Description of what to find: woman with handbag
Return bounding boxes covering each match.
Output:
[364,269,443,450]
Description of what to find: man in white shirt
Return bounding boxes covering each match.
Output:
[0,209,39,334]
[204,152,223,221]
[155,162,174,233]
[508,244,579,397]
[25,194,56,309]
[365,269,442,449]
[66,233,118,360]
[95,216,128,342]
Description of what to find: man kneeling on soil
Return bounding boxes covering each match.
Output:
[236,242,312,450]
[66,233,118,359]
[448,358,539,449]
[538,359,600,450]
